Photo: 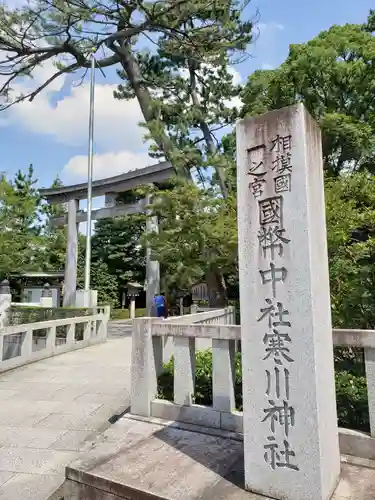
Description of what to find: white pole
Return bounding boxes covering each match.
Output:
[84,54,95,291]
[130,297,136,320]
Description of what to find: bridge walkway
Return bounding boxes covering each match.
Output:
[0,336,132,500]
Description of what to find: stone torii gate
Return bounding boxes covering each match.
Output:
[40,162,175,313]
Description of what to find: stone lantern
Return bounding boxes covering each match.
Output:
[175,289,186,316]
[40,283,53,307]
[126,282,143,319]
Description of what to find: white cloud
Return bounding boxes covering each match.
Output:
[0,55,144,154]
[178,64,243,109]
[8,81,144,152]
[225,96,243,109]
[228,66,243,86]
[62,150,152,182]
[261,63,274,70]
[257,22,285,35]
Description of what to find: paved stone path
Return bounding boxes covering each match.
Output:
[0,336,132,500]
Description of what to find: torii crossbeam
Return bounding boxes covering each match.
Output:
[40,161,175,311]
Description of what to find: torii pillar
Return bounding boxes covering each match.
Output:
[63,199,79,307]
[145,193,160,316]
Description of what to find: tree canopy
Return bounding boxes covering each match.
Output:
[0,0,253,188]
[4,7,375,323]
[241,22,375,176]
[238,12,375,328]
[92,214,146,289]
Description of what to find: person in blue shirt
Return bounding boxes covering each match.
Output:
[153,293,167,318]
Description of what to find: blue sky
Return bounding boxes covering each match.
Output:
[0,0,373,195]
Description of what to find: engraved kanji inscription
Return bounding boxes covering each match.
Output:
[262,399,295,436]
[247,145,267,198]
[259,263,287,298]
[258,227,290,259]
[246,144,266,175]
[264,437,299,471]
[249,173,267,198]
[275,174,291,194]
[259,196,283,227]
[263,330,294,365]
[272,152,292,174]
[277,440,299,471]
[258,299,291,328]
[270,134,292,154]
[266,366,290,400]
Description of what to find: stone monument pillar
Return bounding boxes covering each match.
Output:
[236,104,340,500]
[145,194,160,316]
[63,198,79,307]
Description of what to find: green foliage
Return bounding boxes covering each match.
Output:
[0,0,253,191]
[77,253,119,309]
[113,1,252,190]
[0,0,255,304]
[0,166,48,275]
[40,176,67,272]
[92,215,146,289]
[158,350,243,410]
[110,308,146,320]
[0,168,67,277]
[0,167,38,275]
[335,371,369,432]
[157,350,369,432]
[325,172,375,328]
[241,20,375,176]
[237,13,375,330]
[145,180,237,293]
[8,306,91,326]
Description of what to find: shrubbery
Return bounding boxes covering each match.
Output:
[110,308,146,320]
[157,349,369,432]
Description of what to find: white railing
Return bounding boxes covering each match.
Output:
[131,307,236,417]
[0,309,109,373]
[166,307,235,326]
[162,307,236,362]
[130,317,375,461]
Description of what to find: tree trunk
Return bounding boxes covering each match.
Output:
[205,265,228,308]
[188,64,229,197]
[117,43,230,310]
[117,43,189,178]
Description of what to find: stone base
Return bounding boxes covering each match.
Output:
[64,416,375,500]
[75,290,98,308]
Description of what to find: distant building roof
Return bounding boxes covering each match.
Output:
[10,271,64,279]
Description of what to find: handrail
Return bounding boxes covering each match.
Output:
[0,311,109,373]
[1,314,105,335]
[131,313,375,458]
[164,307,235,326]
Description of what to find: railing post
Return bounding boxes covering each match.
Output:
[0,334,3,362]
[66,321,74,346]
[83,321,90,341]
[0,280,11,329]
[365,347,375,437]
[212,339,236,413]
[46,326,56,352]
[174,337,195,406]
[97,306,110,340]
[131,318,158,417]
[21,328,33,359]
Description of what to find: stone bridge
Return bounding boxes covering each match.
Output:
[1,307,375,500]
[0,310,132,499]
